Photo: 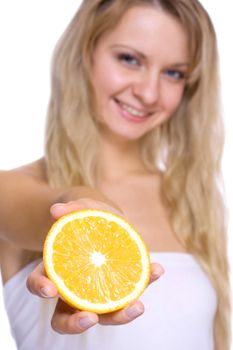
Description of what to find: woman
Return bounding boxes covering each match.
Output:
[0,0,230,349]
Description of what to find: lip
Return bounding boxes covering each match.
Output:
[114,99,151,123]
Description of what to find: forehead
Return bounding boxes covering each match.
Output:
[97,5,189,63]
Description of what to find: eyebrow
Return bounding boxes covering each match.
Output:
[110,44,190,67]
[110,44,147,59]
[169,63,189,67]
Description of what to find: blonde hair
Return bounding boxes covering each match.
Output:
[45,0,231,348]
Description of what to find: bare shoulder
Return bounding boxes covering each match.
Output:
[10,158,48,182]
[0,158,49,193]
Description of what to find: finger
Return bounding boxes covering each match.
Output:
[50,202,86,220]
[99,300,144,326]
[149,263,165,285]
[26,262,58,298]
[51,299,98,334]
[50,200,123,220]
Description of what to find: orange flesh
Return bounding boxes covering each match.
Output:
[52,217,143,303]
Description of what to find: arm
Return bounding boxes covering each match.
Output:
[0,164,118,251]
[0,162,165,334]
[0,168,59,250]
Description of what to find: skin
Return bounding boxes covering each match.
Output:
[0,5,189,334]
[91,5,188,143]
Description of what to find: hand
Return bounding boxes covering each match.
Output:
[26,200,165,334]
[26,260,164,334]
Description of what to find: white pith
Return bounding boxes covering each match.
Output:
[90,251,106,267]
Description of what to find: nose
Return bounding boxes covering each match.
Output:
[132,71,160,106]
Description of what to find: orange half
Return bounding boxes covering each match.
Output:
[43,209,150,314]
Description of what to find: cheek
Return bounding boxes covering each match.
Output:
[163,85,185,113]
[92,60,128,99]
[100,74,127,99]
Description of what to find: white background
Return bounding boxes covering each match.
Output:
[0,1,232,349]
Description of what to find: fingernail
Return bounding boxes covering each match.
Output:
[79,317,96,329]
[50,203,68,217]
[40,287,52,298]
[125,306,143,320]
[152,265,165,278]
[50,203,66,212]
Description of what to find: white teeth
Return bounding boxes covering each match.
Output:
[121,103,147,117]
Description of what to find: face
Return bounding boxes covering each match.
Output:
[90,5,189,142]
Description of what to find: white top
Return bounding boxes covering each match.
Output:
[3,252,217,350]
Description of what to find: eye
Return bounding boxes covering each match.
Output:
[165,69,186,80]
[117,53,140,67]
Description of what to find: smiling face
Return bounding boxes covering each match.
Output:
[90,5,189,142]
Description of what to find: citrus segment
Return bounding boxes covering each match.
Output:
[43,209,150,314]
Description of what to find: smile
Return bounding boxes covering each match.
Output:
[115,99,150,119]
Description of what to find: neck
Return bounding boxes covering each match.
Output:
[96,130,148,183]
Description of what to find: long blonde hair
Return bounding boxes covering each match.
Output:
[45,0,231,348]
